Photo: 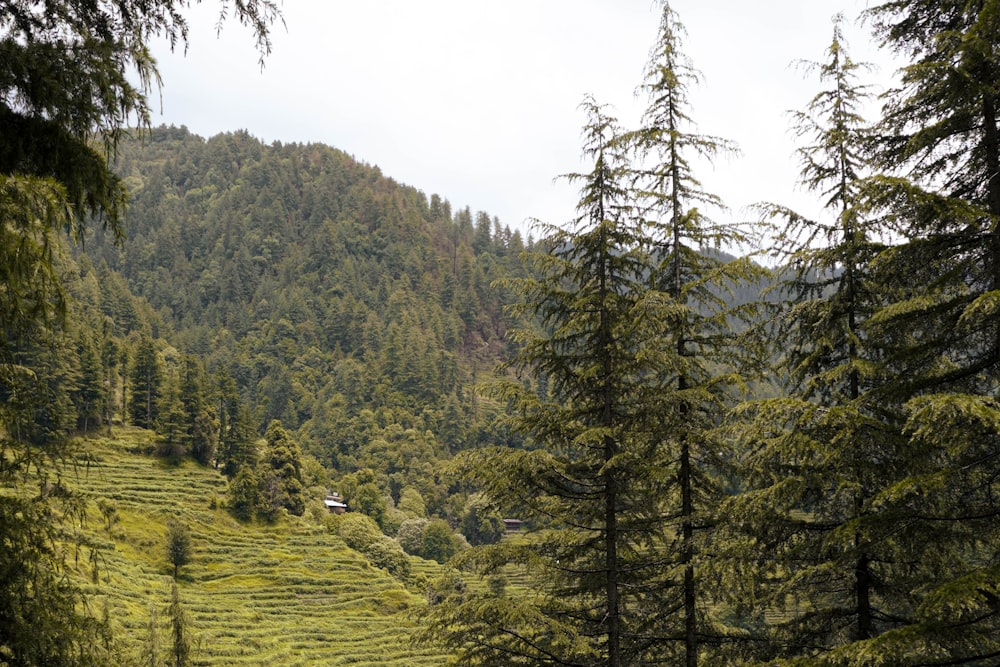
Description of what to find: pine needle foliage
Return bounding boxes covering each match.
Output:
[0,3,279,664]
[720,19,924,663]
[813,2,1000,663]
[419,5,761,666]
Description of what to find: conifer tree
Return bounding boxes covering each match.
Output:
[168,582,191,667]
[179,356,216,466]
[808,2,1000,662]
[420,98,658,667]
[720,20,919,663]
[622,3,758,663]
[0,3,277,663]
[73,329,104,433]
[263,420,306,516]
[129,336,163,429]
[420,6,755,665]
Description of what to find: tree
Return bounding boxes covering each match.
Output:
[180,356,217,466]
[0,2,278,663]
[620,4,760,663]
[421,518,459,564]
[801,2,1000,663]
[97,498,119,534]
[142,604,161,667]
[352,482,388,530]
[722,20,915,662]
[459,493,504,547]
[73,329,104,433]
[219,397,259,479]
[129,336,163,429]
[421,99,641,667]
[166,519,192,579]
[262,420,306,516]
[168,582,191,667]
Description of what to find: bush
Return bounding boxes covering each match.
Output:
[337,512,382,552]
[364,536,411,579]
[421,518,459,564]
[396,518,428,556]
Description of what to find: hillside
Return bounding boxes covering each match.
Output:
[71,126,532,510]
[67,427,452,666]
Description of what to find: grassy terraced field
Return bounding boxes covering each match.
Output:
[62,428,454,666]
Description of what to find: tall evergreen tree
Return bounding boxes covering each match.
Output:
[129,336,163,429]
[721,21,919,663]
[813,2,1000,662]
[622,3,758,663]
[72,329,104,433]
[0,2,277,663]
[262,420,306,517]
[420,98,658,667]
[420,7,756,665]
[179,356,216,465]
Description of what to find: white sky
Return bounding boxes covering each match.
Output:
[150,1,901,242]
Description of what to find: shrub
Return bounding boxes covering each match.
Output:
[337,512,382,552]
[364,536,411,579]
[396,518,428,556]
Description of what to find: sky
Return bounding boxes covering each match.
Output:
[150,1,902,241]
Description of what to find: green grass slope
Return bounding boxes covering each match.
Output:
[66,428,452,666]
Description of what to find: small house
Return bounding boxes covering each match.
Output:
[324,492,348,514]
[503,518,523,534]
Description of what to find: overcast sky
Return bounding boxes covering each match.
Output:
[150,1,901,241]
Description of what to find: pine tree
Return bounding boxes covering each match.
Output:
[807,2,1000,662]
[621,3,759,663]
[419,98,639,666]
[720,20,921,663]
[0,2,277,663]
[263,420,306,516]
[73,329,104,433]
[168,582,191,667]
[166,519,192,580]
[179,356,217,466]
[129,336,163,429]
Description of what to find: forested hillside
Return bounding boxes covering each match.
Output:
[79,126,528,505]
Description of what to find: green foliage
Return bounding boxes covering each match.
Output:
[334,510,414,578]
[262,420,306,516]
[129,336,163,430]
[722,21,907,662]
[0,488,120,666]
[397,486,428,518]
[96,497,119,533]
[459,493,504,547]
[420,518,461,564]
[226,465,261,521]
[337,512,385,552]
[166,519,192,579]
[396,518,429,556]
[168,582,191,667]
[364,536,412,579]
[352,481,389,529]
[425,6,760,666]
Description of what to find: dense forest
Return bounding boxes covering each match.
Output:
[5,0,1000,666]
